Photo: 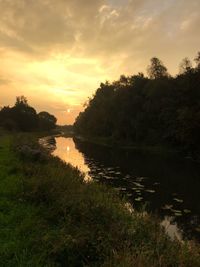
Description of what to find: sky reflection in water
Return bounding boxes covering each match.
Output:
[42,136,200,242]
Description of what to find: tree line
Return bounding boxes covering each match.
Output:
[74,52,200,155]
[0,96,57,131]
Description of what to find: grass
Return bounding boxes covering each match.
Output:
[0,132,200,266]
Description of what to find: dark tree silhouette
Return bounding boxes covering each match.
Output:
[38,111,57,130]
[0,96,57,132]
[74,53,200,156]
[179,57,193,74]
[15,96,28,106]
[194,51,200,70]
[0,106,16,130]
[147,57,168,79]
[11,96,38,131]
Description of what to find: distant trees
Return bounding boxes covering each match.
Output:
[147,57,168,79]
[15,96,28,106]
[0,96,57,132]
[0,106,16,130]
[12,96,38,131]
[179,58,193,74]
[74,52,200,155]
[194,52,200,69]
[38,111,57,131]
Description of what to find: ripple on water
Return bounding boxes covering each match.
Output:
[108,170,116,174]
[171,209,183,216]
[136,190,141,193]
[132,187,138,190]
[135,197,143,202]
[183,209,191,214]
[136,177,146,182]
[43,136,200,242]
[173,198,183,203]
[162,204,173,210]
[104,175,114,180]
[132,182,144,188]
[120,187,127,191]
[145,189,156,193]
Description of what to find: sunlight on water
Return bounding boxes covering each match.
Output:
[161,216,182,241]
[52,137,92,182]
[40,136,200,242]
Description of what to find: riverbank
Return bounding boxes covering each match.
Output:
[74,135,200,164]
[74,135,181,155]
[1,133,200,266]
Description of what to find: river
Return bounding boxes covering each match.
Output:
[40,135,200,242]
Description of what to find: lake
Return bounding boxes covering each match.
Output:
[40,136,200,242]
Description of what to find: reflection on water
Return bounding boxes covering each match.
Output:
[161,216,182,241]
[52,137,91,182]
[40,136,200,242]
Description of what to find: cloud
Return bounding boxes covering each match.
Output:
[0,0,200,123]
[1,0,199,63]
[0,76,10,85]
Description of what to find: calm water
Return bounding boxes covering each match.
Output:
[40,136,200,242]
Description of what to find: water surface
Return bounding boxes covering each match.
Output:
[40,136,200,241]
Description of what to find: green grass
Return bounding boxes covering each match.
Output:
[0,135,49,266]
[0,133,200,266]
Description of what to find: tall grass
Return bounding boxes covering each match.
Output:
[0,133,200,266]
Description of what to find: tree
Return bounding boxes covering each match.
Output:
[0,96,58,132]
[74,52,200,154]
[194,51,200,70]
[38,111,57,130]
[15,95,28,106]
[147,57,168,79]
[12,96,38,131]
[0,106,17,130]
[179,57,193,74]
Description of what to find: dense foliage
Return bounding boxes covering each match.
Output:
[74,53,200,155]
[0,96,57,131]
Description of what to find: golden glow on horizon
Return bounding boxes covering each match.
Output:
[0,51,107,124]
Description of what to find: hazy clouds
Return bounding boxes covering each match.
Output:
[0,0,200,123]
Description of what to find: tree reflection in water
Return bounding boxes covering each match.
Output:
[40,136,200,242]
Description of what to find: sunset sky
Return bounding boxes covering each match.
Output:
[0,0,200,124]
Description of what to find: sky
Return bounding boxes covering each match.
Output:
[0,0,200,124]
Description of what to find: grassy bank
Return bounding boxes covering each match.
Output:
[0,133,200,266]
